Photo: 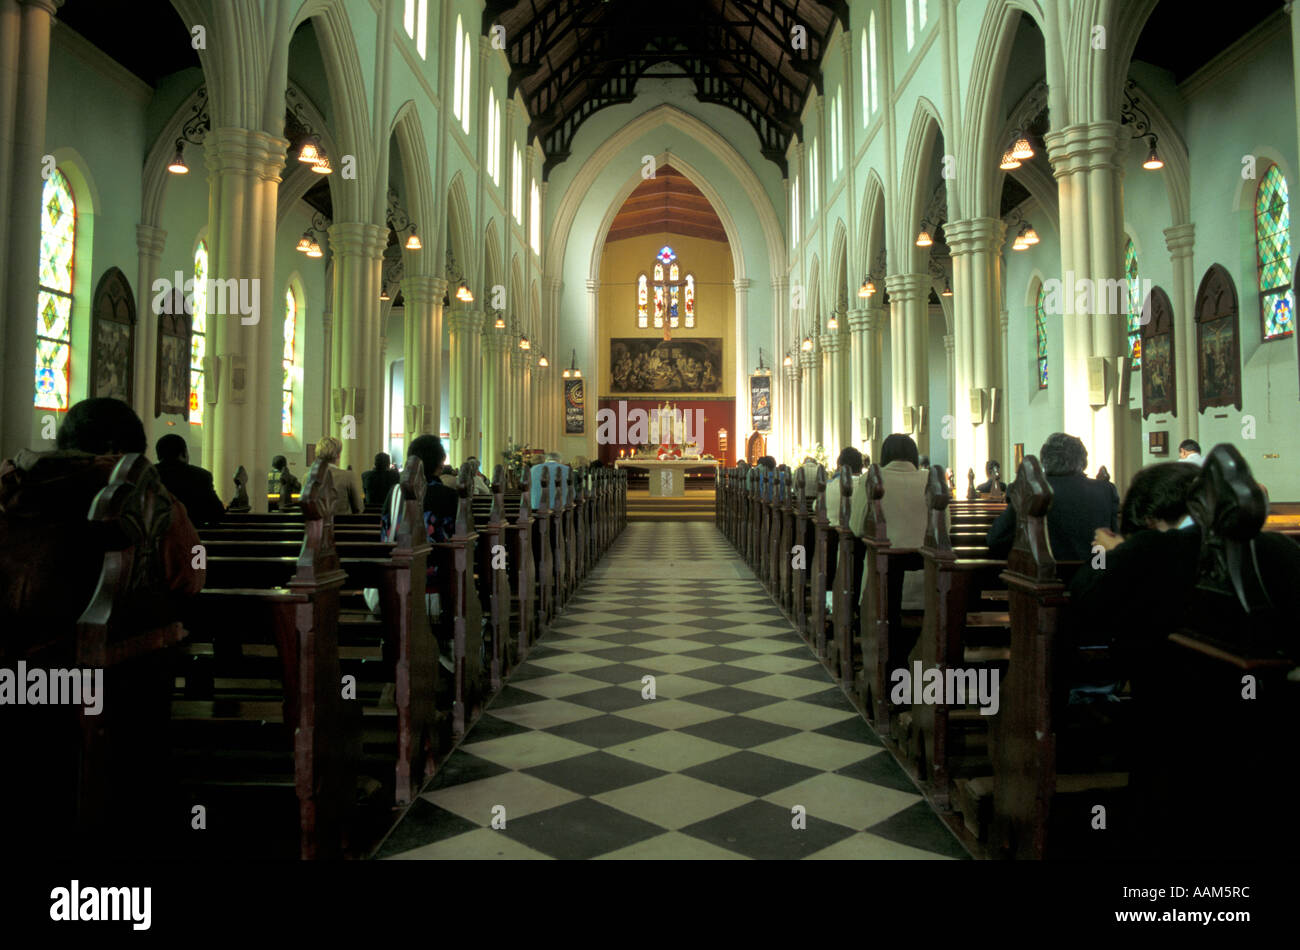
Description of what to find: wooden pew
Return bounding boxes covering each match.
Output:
[912,466,1010,808]
[436,465,487,739]
[777,466,794,612]
[532,467,555,633]
[809,465,830,657]
[791,466,810,636]
[182,459,357,859]
[827,467,857,687]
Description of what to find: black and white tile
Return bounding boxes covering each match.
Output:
[375,522,968,860]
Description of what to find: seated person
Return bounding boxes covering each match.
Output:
[362,452,399,506]
[155,433,224,528]
[976,460,1007,495]
[1177,438,1203,466]
[1,397,205,656]
[800,455,821,498]
[464,457,492,495]
[530,452,570,511]
[314,436,363,514]
[986,432,1118,560]
[266,454,301,509]
[825,446,864,524]
[861,434,932,611]
[755,455,777,472]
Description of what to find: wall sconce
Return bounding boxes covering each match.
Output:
[1142,135,1164,171]
[167,139,188,175]
[915,228,933,247]
[1010,130,1034,161]
[783,352,793,367]
[801,336,813,352]
[859,277,876,298]
[999,147,1021,171]
[562,350,581,379]
[493,312,506,329]
[537,352,549,368]
[296,211,329,259]
[519,335,531,351]
[941,278,953,297]
[456,281,473,303]
[826,312,839,331]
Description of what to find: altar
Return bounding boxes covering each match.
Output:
[614,458,719,497]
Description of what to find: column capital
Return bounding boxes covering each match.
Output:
[1164,222,1196,256]
[545,275,563,294]
[885,272,929,302]
[770,275,789,292]
[586,278,600,292]
[846,306,885,333]
[798,348,818,370]
[403,274,446,304]
[1044,121,1124,176]
[510,349,530,371]
[20,0,62,16]
[945,217,1006,255]
[203,126,289,180]
[784,362,801,382]
[482,328,512,353]
[943,333,955,355]
[447,309,485,334]
[733,278,752,292]
[136,223,167,257]
[328,221,388,258]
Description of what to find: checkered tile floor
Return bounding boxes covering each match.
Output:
[374,522,968,860]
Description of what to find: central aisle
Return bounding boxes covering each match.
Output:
[376,521,968,860]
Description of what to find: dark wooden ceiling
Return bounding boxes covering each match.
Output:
[605,163,727,243]
[486,0,847,178]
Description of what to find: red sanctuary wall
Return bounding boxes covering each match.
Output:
[595,398,736,465]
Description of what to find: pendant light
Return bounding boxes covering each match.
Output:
[167,139,189,175]
[915,229,933,247]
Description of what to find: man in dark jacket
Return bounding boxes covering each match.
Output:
[362,452,400,506]
[986,432,1118,560]
[155,433,225,528]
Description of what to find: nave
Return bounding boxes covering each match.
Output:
[376,521,965,861]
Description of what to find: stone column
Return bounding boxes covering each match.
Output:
[885,273,930,456]
[530,356,547,451]
[784,360,801,461]
[770,276,789,456]
[133,224,167,419]
[1045,121,1130,483]
[1164,223,1197,446]
[734,278,751,436]
[514,349,531,447]
[0,0,61,455]
[327,220,387,474]
[847,306,889,462]
[480,323,510,471]
[798,347,817,453]
[821,326,846,459]
[447,308,484,462]
[946,217,1005,477]
[944,332,956,470]
[401,274,444,438]
[199,127,289,509]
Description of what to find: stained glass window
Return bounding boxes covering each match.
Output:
[1256,163,1295,340]
[282,287,297,435]
[190,242,208,424]
[1036,284,1048,389]
[36,168,75,409]
[642,247,693,332]
[1125,238,1142,368]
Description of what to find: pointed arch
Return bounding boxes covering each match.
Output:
[390,99,436,274]
[856,169,887,286]
[898,98,947,273]
[445,171,474,282]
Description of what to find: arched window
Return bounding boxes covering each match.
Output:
[529,178,540,255]
[641,246,695,330]
[452,16,471,133]
[403,0,427,59]
[452,16,464,123]
[809,138,819,212]
[460,30,473,134]
[791,174,800,248]
[282,286,298,436]
[829,90,838,181]
[905,0,915,50]
[1036,283,1048,389]
[1125,238,1142,368]
[511,145,523,223]
[487,88,501,185]
[868,13,878,114]
[1255,163,1295,340]
[861,28,870,125]
[190,242,208,424]
[36,167,76,409]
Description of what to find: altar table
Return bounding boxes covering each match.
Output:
[614,459,720,497]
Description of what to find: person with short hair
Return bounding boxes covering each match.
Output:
[986,432,1119,560]
[1178,439,1203,466]
[976,459,1007,495]
[266,454,301,510]
[315,436,363,514]
[362,452,400,506]
[155,433,225,527]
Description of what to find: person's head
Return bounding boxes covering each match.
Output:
[880,433,919,468]
[836,446,864,476]
[1039,432,1088,476]
[546,451,561,462]
[57,398,146,455]
[918,455,930,469]
[407,435,447,478]
[373,452,391,471]
[315,436,342,465]
[156,433,188,463]
[1178,439,1201,459]
[271,455,287,472]
[757,455,777,472]
[986,460,1001,478]
[1120,462,1200,534]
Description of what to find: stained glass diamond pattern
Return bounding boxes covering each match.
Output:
[1256,165,1295,339]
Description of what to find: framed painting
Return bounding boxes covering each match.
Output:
[1140,285,1175,419]
[609,338,723,394]
[1194,264,1241,413]
[89,267,135,403]
[155,289,191,418]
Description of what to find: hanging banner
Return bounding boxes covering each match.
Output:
[749,372,771,432]
[564,378,585,434]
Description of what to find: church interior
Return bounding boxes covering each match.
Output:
[2,0,1299,876]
